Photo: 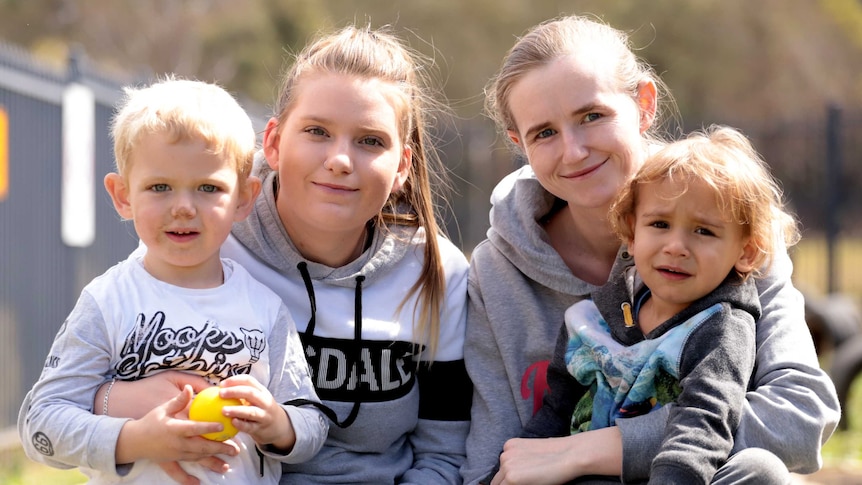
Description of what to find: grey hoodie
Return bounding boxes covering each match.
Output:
[224,157,472,484]
[461,165,840,484]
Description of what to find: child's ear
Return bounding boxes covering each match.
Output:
[262,117,281,171]
[734,239,759,274]
[234,175,262,222]
[390,145,412,194]
[625,215,637,247]
[104,173,133,220]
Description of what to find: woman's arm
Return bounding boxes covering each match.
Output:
[735,249,840,472]
[493,315,622,485]
[95,370,234,484]
[95,371,212,419]
[256,303,328,463]
[462,261,529,485]
[402,359,473,484]
[492,429,623,485]
[402,254,472,484]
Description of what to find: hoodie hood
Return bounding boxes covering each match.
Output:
[231,151,417,287]
[487,164,603,297]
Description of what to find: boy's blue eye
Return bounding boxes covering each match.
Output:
[199,184,218,193]
[151,184,169,192]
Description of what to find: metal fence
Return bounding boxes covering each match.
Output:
[0,44,284,431]
[0,43,141,429]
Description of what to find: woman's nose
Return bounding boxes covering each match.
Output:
[323,140,354,174]
[561,127,589,163]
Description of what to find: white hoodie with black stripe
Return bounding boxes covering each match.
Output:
[225,158,472,484]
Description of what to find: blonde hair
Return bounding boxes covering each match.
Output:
[485,14,677,147]
[111,76,256,182]
[610,125,800,279]
[272,25,450,357]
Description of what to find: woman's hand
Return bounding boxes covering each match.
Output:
[219,374,296,452]
[97,371,212,419]
[491,436,581,485]
[98,373,230,484]
[114,386,240,470]
[491,427,623,485]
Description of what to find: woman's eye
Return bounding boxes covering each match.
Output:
[199,184,219,193]
[151,184,169,192]
[584,113,602,123]
[359,136,384,147]
[306,127,326,136]
[536,128,555,140]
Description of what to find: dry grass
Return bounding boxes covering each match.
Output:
[793,237,862,302]
[0,446,86,485]
[790,237,862,481]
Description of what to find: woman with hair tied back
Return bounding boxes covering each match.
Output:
[96,25,473,485]
[462,14,840,485]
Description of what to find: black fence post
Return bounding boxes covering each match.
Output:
[826,104,842,294]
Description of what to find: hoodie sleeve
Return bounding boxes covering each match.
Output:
[732,249,839,472]
[619,249,841,480]
[401,360,472,484]
[259,303,328,464]
[650,305,757,484]
[401,247,472,484]
[17,291,129,476]
[461,258,526,485]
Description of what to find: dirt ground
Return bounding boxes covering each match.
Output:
[792,464,862,485]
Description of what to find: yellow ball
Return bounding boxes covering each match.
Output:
[189,386,241,441]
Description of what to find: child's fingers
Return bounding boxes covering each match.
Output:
[169,435,240,461]
[158,461,200,485]
[179,419,229,439]
[195,455,231,474]
[163,386,194,416]
[229,415,257,434]
[218,379,275,411]
[219,374,265,391]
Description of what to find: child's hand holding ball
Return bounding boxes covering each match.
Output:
[189,386,242,441]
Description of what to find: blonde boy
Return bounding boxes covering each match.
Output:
[19,78,327,484]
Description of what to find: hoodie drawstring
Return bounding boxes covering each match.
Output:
[298,262,317,334]
[292,262,363,428]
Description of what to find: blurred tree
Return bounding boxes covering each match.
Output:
[2,0,861,125]
[3,0,862,244]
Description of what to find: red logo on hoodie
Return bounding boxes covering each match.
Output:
[521,360,550,415]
